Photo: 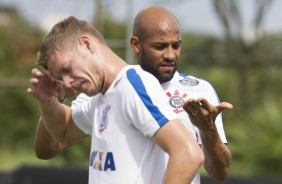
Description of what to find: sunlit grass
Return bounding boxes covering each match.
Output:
[0,149,66,172]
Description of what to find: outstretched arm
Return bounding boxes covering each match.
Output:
[183,98,233,181]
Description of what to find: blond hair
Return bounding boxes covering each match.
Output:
[37,16,106,69]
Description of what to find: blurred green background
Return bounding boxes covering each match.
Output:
[0,0,282,180]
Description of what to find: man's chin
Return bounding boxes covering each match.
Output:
[158,74,174,83]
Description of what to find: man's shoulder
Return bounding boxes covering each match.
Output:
[124,65,159,83]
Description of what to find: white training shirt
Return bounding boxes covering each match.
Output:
[161,71,227,145]
[72,68,228,184]
[72,65,178,184]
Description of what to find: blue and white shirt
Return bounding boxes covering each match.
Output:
[72,65,178,184]
[72,67,228,184]
[161,71,227,145]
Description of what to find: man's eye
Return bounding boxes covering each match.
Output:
[173,44,181,49]
[154,45,165,50]
[63,67,69,73]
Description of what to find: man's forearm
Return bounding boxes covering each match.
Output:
[163,153,203,184]
[200,129,231,181]
[34,117,68,159]
[39,96,71,142]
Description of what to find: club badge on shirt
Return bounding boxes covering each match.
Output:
[99,104,111,133]
[166,90,188,114]
[179,76,199,87]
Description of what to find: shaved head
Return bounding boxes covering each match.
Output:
[131,6,182,83]
[133,6,180,41]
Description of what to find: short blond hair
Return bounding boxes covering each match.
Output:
[37,16,106,69]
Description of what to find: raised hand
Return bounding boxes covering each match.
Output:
[27,68,63,102]
[182,97,233,132]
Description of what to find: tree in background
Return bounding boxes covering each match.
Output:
[92,0,127,60]
[212,0,273,110]
[0,6,43,152]
[178,0,282,178]
[210,0,282,177]
[0,5,92,168]
[1,0,282,177]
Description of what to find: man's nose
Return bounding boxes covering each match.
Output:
[164,47,176,61]
[62,75,73,88]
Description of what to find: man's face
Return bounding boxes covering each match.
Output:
[138,30,181,84]
[47,44,103,96]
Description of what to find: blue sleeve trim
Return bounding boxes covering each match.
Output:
[126,69,169,127]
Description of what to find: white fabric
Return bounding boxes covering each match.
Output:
[161,71,227,144]
[72,65,178,184]
[160,71,228,184]
[72,69,228,184]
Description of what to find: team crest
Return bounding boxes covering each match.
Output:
[166,90,188,114]
[179,77,199,87]
[99,104,111,133]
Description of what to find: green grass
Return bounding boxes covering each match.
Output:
[0,149,67,172]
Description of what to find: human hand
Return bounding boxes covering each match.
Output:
[182,97,233,133]
[27,68,63,102]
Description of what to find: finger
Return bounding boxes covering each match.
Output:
[185,99,202,115]
[183,99,196,110]
[198,98,213,112]
[27,87,40,97]
[191,99,202,110]
[199,98,229,118]
[31,68,43,78]
[183,99,198,116]
[31,68,53,83]
[27,87,34,95]
[43,69,54,80]
[29,78,39,86]
[216,102,233,112]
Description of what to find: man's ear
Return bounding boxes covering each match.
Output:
[79,35,95,54]
[130,36,141,54]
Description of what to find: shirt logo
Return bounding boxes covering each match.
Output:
[179,77,199,87]
[90,150,116,171]
[166,90,188,114]
[99,104,111,133]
